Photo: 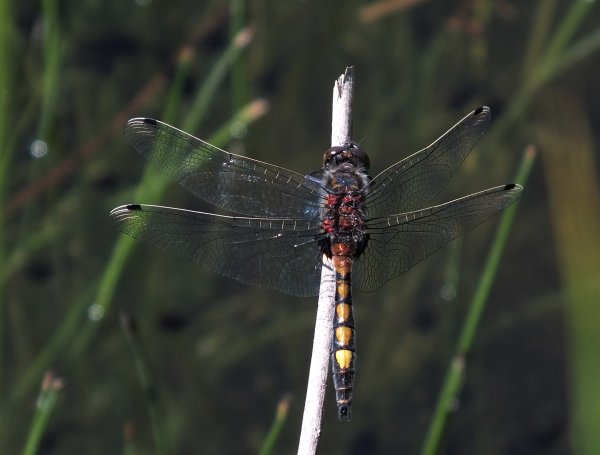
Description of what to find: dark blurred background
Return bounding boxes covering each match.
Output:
[1,1,599,454]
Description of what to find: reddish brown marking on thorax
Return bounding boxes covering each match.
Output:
[321,190,367,245]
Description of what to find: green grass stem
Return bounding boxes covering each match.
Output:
[1,0,62,410]
[38,0,62,141]
[488,2,599,145]
[535,95,600,455]
[0,0,15,407]
[544,25,600,82]
[258,395,291,455]
[162,46,195,125]
[230,0,249,111]
[3,197,98,406]
[67,28,256,362]
[8,27,259,409]
[11,282,97,405]
[541,0,595,62]
[521,0,558,79]
[68,98,267,363]
[120,312,170,455]
[184,26,254,132]
[22,373,63,455]
[419,146,536,455]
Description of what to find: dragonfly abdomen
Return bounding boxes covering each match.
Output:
[321,156,369,420]
[331,243,356,421]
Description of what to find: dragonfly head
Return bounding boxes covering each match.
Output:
[323,143,370,172]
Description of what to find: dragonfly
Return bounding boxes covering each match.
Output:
[110,106,522,420]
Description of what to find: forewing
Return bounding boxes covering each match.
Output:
[366,106,491,218]
[124,118,326,219]
[355,183,522,292]
[110,204,325,297]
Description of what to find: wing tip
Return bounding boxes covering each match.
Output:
[110,203,141,212]
[124,117,158,133]
[126,117,157,124]
[503,183,523,192]
[109,203,143,219]
[473,105,491,122]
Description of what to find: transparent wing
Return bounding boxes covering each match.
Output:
[355,183,522,292]
[110,204,326,297]
[124,118,326,219]
[366,106,491,218]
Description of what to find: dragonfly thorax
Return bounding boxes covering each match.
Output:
[321,161,370,259]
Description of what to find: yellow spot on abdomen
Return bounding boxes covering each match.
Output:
[337,281,350,298]
[335,326,353,346]
[335,349,353,369]
[334,260,351,275]
[336,303,351,322]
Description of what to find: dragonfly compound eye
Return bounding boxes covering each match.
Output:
[323,146,346,168]
[323,144,370,170]
[348,144,370,170]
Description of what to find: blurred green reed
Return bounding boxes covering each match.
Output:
[22,373,63,455]
[259,395,291,455]
[4,0,65,410]
[0,1,599,454]
[420,146,536,455]
[419,2,600,453]
[536,92,600,455]
[38,0,63,144]
[1,7,261,453]
[0,0,14,409]
[230,0,249,111]
[121,312,170,455]
[488,0,600,144]
[66,26,257,364]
